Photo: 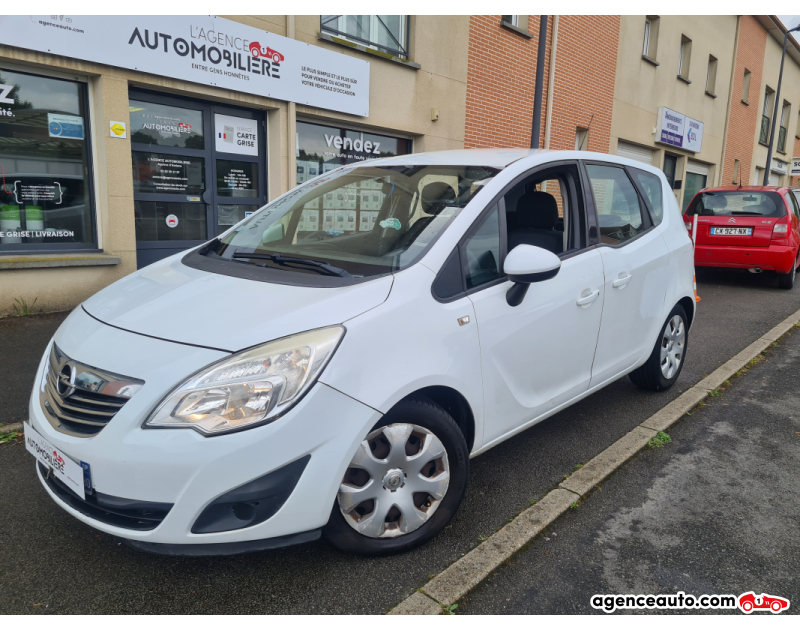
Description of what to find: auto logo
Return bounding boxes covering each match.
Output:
[56,363,77,397]
[728,218,736,223]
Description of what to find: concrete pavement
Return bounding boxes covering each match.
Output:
[1,267,799,613]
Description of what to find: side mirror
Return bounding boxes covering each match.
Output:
[503,245,561,306]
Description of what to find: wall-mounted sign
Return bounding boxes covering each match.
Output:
[109,121,127,138]
[47,113,84,139]
[791,157,800,177]
[215,114,258,156]
[165,214,179,228]
[655,107,704,153]
[771,158,787,175]
[0,15,370,117]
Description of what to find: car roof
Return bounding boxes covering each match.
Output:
[362,148,665,174]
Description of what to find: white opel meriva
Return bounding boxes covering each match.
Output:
[26,149,695,556]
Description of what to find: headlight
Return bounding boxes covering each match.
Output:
[145,326,344,435]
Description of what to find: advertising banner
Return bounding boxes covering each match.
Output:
[0,15,370,116]
[791,157,800,177]
[655,107,704,153]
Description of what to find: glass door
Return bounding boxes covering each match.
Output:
[129,91,266,268]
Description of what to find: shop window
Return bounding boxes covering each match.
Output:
[678,36,692,82]
[128,100,204,149]
[706,55,718,96]
[0,68,96,252]
[643,16,660,62]
[321,15,409,59]
[131,152,205,195]
[662,154,678,190]
[741,69,751,104]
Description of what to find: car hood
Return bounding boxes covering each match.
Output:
[82,255,394,353]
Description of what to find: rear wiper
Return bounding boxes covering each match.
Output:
[231,252,352,277]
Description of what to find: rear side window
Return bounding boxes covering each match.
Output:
[787,191,800,216]
[585,164,647,245]
[630,169,664,225]
[685,191,786,218]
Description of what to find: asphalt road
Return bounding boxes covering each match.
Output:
[458,313,800,615]
[1,267,800,614]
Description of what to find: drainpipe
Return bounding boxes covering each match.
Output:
[530,16,549,149]
[287,15,297,194]
[543,15,559,149]
[717,15,740,186]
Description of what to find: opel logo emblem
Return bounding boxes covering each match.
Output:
[57,364,77,397]
[389,475,400,487]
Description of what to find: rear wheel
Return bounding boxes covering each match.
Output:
[324,396,469,556]
[777,261,796,289]
[630,305,688,391]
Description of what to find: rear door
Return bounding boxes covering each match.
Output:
[583,161,670,386]
[688,191,784,248]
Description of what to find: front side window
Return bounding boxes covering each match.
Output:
[0,68,95,251]
[203,164,499,280]
[630,169,664,225]
[586,164,646,245]
[321,15,408,59]
[463,205,501,290]
[685,191,787,219]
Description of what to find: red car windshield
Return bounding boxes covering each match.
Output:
[685,190,786,218]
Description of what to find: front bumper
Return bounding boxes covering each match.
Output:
[29,308,381,548]
[694,243,797,273]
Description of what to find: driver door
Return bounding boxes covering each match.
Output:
[466,164,605,447]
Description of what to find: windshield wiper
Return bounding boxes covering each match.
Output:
[231,252,352,277]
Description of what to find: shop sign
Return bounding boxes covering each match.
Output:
[132,152,205,195]
[47,113,84,139]
[215,114,258,156]
[771,158,787,175]
[655,107,704,153]
[791,157,800,177]
[109,121,127,138]
[0,15,370,117]
[13,181,63,204]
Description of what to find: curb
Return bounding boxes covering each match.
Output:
[0,422,24,435]
[388,306,800,614]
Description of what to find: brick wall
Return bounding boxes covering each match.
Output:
[464,15,619,152]
[721,16,767,186]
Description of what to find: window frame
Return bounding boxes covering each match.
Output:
[760,87,774,145]
[777,100,790,154]
[432,160,592,302]
[320,15,410,60]
[678,36,692,82]
[706,54,718,97]
[741,68,752,104]
[580,160,655,250]
[642,16,660,63]
[0,66,100,254]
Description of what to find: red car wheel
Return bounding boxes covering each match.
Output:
[771,601,782,612]
[742,601,753,612]
[273,53,281,63]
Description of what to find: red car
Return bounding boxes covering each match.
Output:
[738,592,790,613]
[683,186,800,289]
[248,42,284,63]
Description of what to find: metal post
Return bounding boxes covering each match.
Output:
[763,25,800,185]
[531,16,549,149]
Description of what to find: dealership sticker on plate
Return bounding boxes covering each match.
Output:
[24,423,85,499]
[379,218,401,230]
[165,214,179,228]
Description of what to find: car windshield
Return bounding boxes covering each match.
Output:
[203,164,500,278]
[685,190,786,218]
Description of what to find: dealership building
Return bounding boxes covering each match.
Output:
[0,14,799,316]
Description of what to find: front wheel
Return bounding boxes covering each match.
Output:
[323,396,469,556]
[630,305,689,391]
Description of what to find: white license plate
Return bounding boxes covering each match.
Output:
[711,227,752,235]
[24,422,86,499]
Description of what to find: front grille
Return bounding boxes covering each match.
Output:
[40,344,143,437]
[38,462,172,530]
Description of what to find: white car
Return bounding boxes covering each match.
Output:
[26,149,695,556]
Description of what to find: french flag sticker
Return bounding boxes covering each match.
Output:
[218,132,226,139]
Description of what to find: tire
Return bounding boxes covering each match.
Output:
[323,396,469,556]
[629,304,689,392]
[777,261,796,290]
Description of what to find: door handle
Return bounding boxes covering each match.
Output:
[576,289,600,307]
[612,273,633,289]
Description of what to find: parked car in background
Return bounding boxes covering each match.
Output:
[684,186,800,289]
[25,149,695,557]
